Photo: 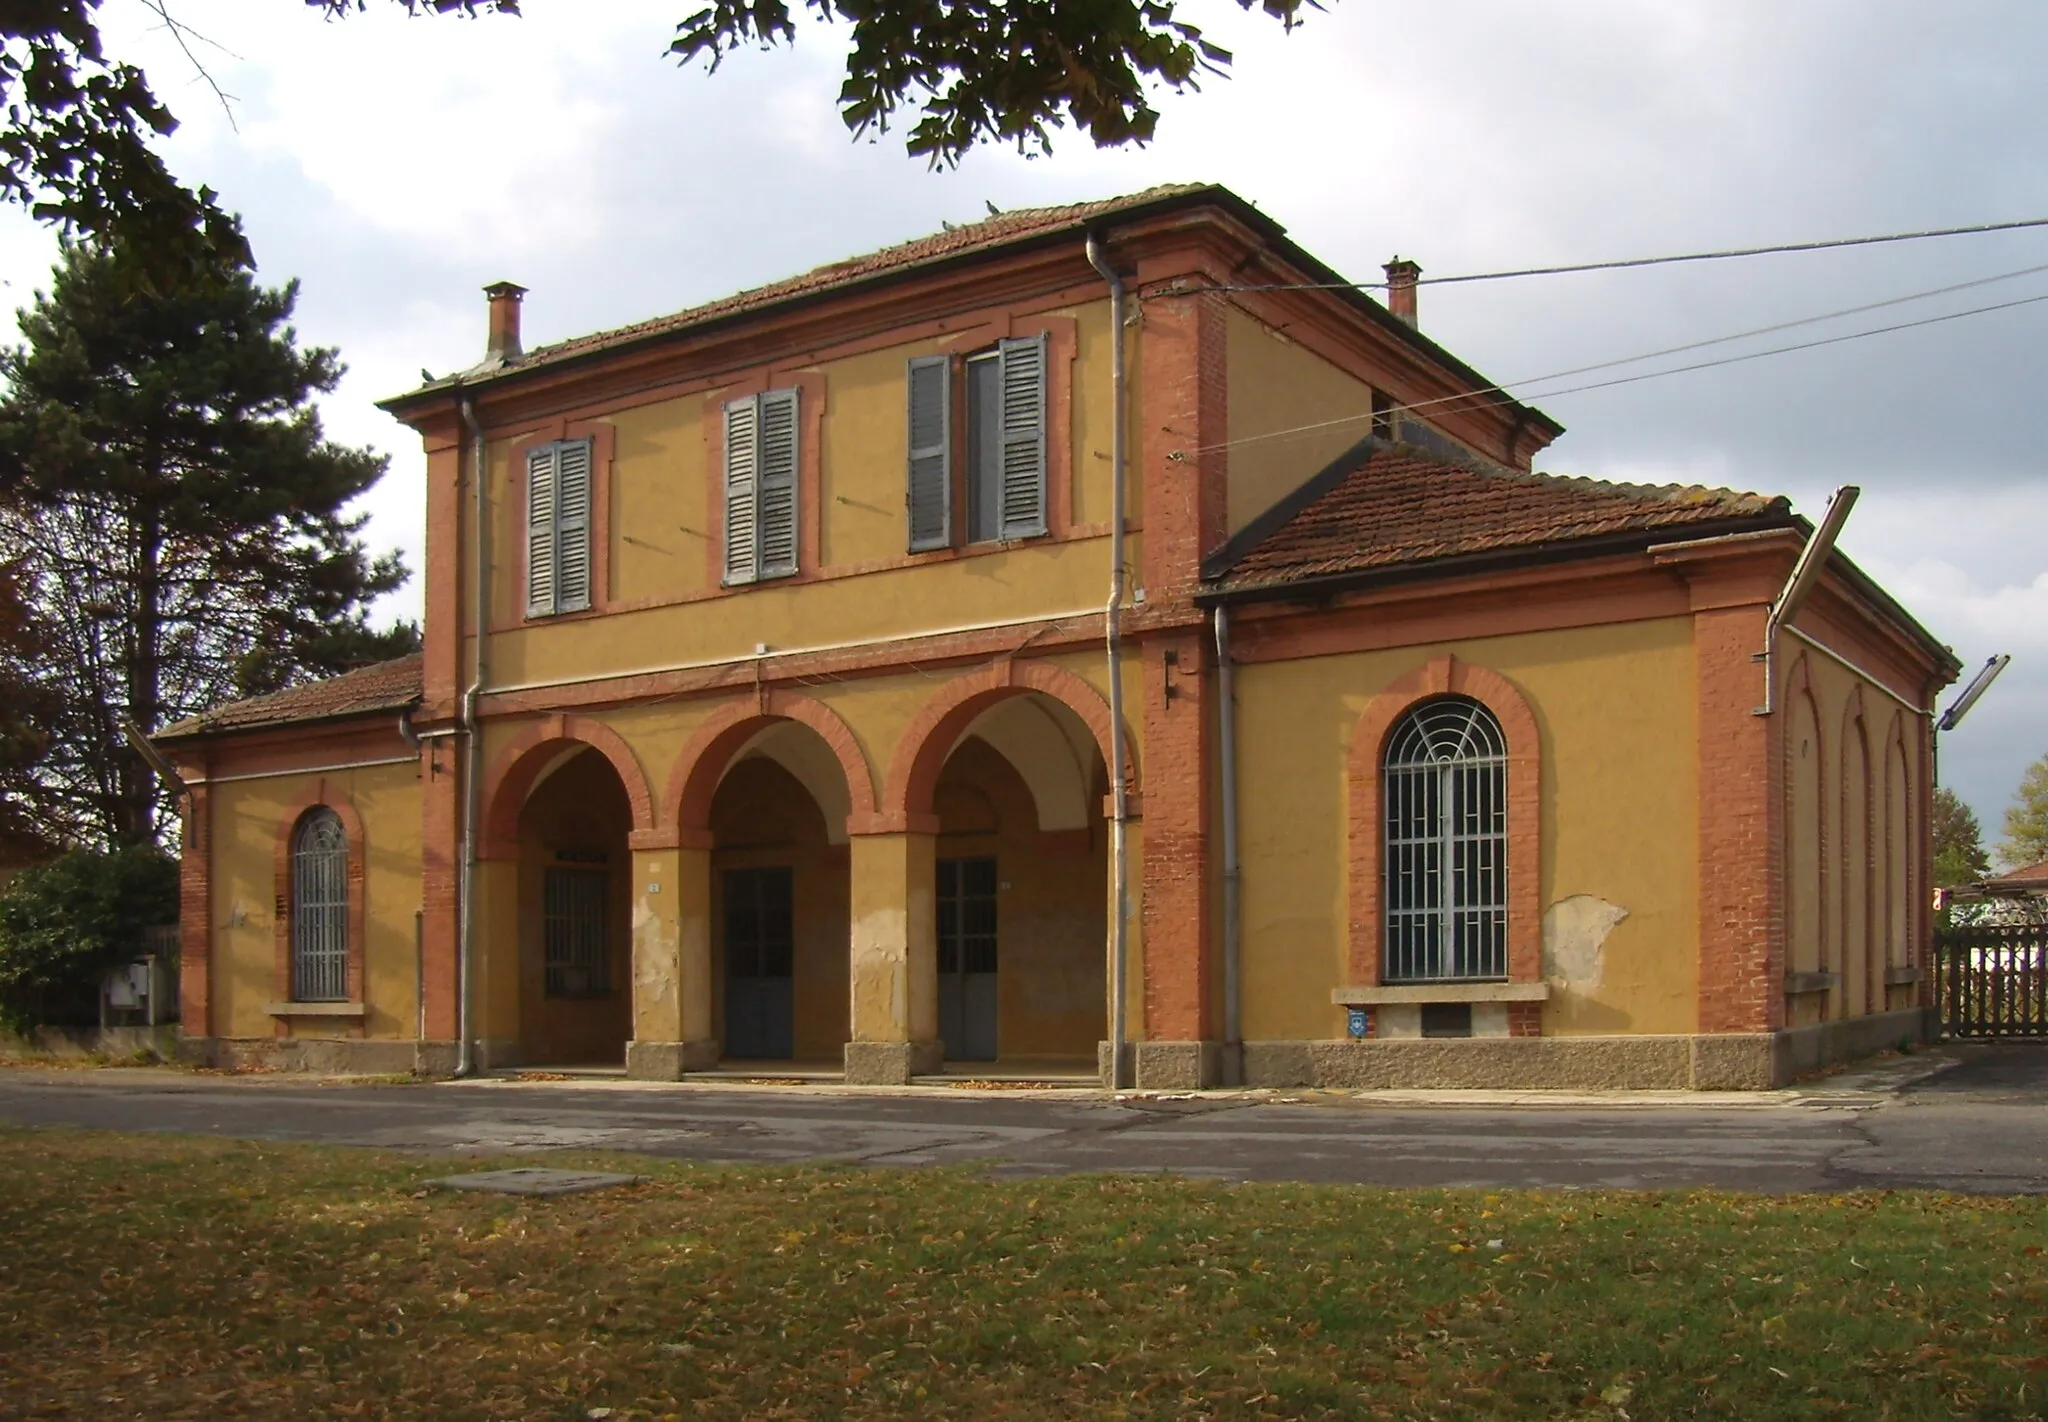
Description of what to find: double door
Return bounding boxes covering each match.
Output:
[722,859,1000,1063]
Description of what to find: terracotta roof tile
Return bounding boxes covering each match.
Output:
[1988,859,2048,887]
[157,655,422,741]
[400,184,1216,395]
[1207,438,1790,593]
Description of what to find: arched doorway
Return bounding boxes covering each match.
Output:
[927,693,1108,1067]
[513,747,636,1065]
[706,722,854,1066]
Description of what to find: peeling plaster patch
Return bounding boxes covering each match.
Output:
[1542,895,1629,987]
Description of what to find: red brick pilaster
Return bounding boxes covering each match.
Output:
[1695,604,1784,1033]
[1139,630,1213,1042]
[1506,1003,1543,1037]
[178,782,213,1038]
[420,741,461,1040]
[420,428,464,725]
[1136,267,1229,601]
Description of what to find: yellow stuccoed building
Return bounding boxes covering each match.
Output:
[158,185,1961,1090]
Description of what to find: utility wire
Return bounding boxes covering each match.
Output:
[1194,279,2048,456]
[1175,215,2048,295]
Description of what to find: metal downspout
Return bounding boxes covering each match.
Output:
[457,396,488,1077]
[1214,605,1241,1071]
[1086,231,1132,1091]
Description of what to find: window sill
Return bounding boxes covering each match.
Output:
[266,1001,367,1018]
[1331,982,1549,1006]
[1783,971,1840,997]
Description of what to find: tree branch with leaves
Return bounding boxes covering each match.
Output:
[5,0,1320,273]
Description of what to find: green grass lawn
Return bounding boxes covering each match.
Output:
[2,1128,2044,1419]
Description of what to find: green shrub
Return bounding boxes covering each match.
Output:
[0,847,178,1031]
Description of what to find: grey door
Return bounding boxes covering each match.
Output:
[938,857,998,1061]
[724,866,793,1059]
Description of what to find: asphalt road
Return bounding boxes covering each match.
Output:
[2,1044,2045,1193]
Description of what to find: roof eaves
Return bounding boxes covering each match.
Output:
[1197,513,1793,608]
[377,184,1560,442]
[378,184,1239,416]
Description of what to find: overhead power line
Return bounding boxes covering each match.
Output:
[1195,275,2048,456]
[1179,215,2048,296]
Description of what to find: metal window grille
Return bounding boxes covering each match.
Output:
[291,809,349,1001]
[544,867,611,997]
[1383,697,1509,982]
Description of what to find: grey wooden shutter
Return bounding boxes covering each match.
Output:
[997,333,1048,539]
[906,356,952,551]
[723,397,760,586]
[757,388,799,579]
[554,437,594,613]
[525,444,558,617]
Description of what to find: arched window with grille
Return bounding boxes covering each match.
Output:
[1383,696,1509,983]
[291,808,350,1002]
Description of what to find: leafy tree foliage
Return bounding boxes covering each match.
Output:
[0,844,177,1031]
[5,0,1311,271]
[0,241,411,849]
[659,0,1304,161]
[1999,752,2048,871]
[1932,785,1991,889]
[0,1,245,280]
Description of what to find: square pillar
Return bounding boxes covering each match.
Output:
[1694,603,1784,1034]
[845,831,941,1084]
[472,858,522,1067]
[1135,632,1223,1088]
[627,845,718,1079]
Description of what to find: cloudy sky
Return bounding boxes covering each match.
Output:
[5,0,2043,846]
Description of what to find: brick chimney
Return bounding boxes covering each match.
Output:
[1383,258,1421,328]
[484,281,527,363]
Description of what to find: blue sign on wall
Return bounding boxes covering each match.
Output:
[1347,1006,1371,1039]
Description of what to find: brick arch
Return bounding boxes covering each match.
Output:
[882,660,1137,834]
[1344,654,1542,989]
[479,714,657,861]
[272,780,369,1010]
[1878,706,1913,975]
[1839,683,1877,1014]
[1782,652,1830,978]
[658,690,879,849]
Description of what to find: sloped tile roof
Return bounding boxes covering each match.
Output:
[1206,437,1790,594]
[1988,859,2048,887]
[157,655,422,742]
[396,184,1216,397]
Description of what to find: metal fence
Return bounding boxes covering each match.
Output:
[1933,921,2048,1038]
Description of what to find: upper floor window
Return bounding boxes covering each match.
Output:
[723,389,800,585]
[525,437,594,617]
[1383,696,1508,983]
[906,333,1048,553]
[291,808,349,1001]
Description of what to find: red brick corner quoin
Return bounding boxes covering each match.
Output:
[1345,654,1542,992]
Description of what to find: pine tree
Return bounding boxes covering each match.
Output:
[2000,753,2048,871]
[0,241,413,848]
[1933,785,1991,888]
